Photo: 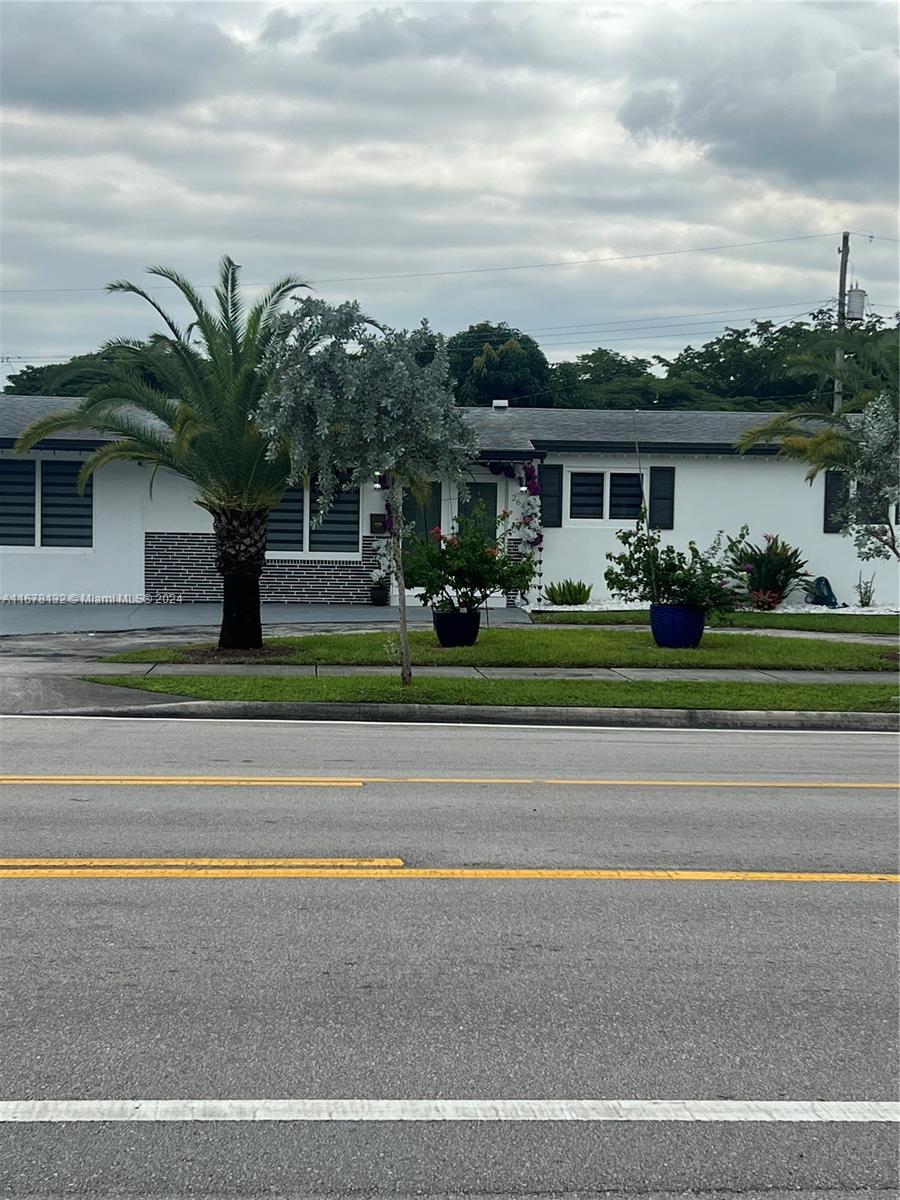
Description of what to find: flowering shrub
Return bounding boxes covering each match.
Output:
[370,538,394,586]
[725,526,809,608]
[404,504,536,612]
[604,518,738,613]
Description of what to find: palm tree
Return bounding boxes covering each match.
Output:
[735,328,898,478]
[17,257,307,649]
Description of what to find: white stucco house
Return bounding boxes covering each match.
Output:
[1,394,895,611]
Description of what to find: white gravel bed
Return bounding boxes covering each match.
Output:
[532,601,899,616]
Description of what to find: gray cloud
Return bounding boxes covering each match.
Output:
[258,6,306,47]
[0,1,242,115]
[616,2,898,192]
[1,0,896,386]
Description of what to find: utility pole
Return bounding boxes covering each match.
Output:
[833,230,850,413]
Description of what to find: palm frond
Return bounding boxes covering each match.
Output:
[106,279,187,343]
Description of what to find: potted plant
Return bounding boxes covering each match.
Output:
[369,538,393,606]
[725,526,809,610]
[404,505,536,647]
[604,517,737,648]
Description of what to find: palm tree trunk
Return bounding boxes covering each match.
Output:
[211,508,269,650]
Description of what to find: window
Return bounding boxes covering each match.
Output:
[309,479,360,552]
[566,470,657,524]
[266,476,361,555]
[459,482,497,536]
[569,472,604,519]
[0,460,36,545]
[267,484,304,550]
[608,472,643,520]
[0,458,93,548]
[403,482,442,540]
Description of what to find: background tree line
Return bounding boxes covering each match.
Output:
[6,307,896,413]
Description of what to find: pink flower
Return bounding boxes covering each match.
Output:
[762,533,774,543]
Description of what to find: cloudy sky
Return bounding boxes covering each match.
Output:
[1,0,897,385]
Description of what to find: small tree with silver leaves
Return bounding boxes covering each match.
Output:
[258,299,476,684]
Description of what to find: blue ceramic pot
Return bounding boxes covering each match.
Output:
[649,603,706,649]
[432,609,482,647]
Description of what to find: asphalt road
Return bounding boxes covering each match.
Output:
[0,716,897,1198]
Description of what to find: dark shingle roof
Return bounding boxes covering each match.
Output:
[1,394,789,457]
[463,406,788,457]
[0,395,161,450]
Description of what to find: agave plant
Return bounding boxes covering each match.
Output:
[16,257,308,649]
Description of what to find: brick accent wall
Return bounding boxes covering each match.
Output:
[145,533,379,602]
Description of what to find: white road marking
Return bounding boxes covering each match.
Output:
[0,1099,896,1123]
[1,715,896,736]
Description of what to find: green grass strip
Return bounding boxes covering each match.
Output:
[531,610,899,635]
[87,675,899,713]
[107,628,896,671]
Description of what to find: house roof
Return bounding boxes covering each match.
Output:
[0,395,109,450]
[462,406,787,458]
[1,394,787,457]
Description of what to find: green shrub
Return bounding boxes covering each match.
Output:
[604,520,738,613]
[544,579,593,605]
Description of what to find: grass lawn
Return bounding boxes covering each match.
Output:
[88,675,899,712]
[107,628,897,671]
[531,609,900,635]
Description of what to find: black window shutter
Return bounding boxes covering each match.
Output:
[0,459,36,545]
[648,466,675,530]
[823,471,847,533]
[538,465,562,527]
[40,460,93,547]
[855,481,884,525]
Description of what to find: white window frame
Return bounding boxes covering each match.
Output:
[0,455,95,554]
[265,480,362,561]
[563,467,646,528]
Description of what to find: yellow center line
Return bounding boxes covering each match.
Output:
[0,775,895,790]
[0,857,404,868]
[0,776,363,788]
[0,867,896,883]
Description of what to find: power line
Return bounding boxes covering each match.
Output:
[521,300,827,335]
[0,232,844,295]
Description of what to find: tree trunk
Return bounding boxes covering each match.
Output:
[388,482,413,685]
[211,508,269,650]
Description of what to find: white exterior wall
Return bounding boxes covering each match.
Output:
[0,451,145,598]
[539,452,898,604]
[3,450,896,608]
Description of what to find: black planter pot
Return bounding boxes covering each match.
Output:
[432,609,482,648]
[369,585,390,606]
[649,603,706,649]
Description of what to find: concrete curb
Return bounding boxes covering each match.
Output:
[20,700,900,732]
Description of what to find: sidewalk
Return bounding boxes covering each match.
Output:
[1,657,891,685]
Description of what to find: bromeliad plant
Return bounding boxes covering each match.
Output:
[604,517,738,613]
[725,526,809,609]
[404,505,536,613]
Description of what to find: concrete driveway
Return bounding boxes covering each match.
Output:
[0,600,530,639]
